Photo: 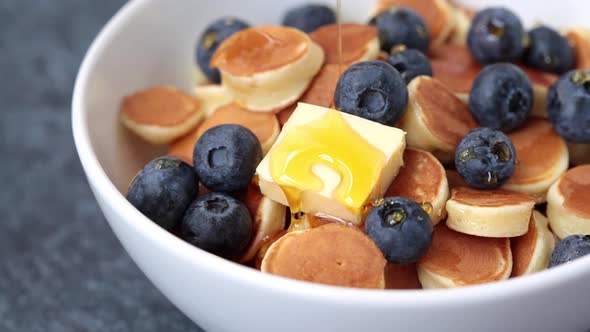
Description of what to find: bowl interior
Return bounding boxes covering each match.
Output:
[74,0,590,306]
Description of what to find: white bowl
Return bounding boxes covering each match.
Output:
[72,1,590,331]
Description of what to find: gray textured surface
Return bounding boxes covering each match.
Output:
[0,1,203,331]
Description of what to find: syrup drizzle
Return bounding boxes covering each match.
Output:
[337,0,343,74]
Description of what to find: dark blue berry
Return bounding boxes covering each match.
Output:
[369,7,430,54]
[282,4,336,33]
[182,192,252,260]
[524,26,574,75]
[127,157,198,230]
[467,7,525,64]
[547,70,590,143]
[196,17,249,83]
[365,197,433,264]
[455,127,517,190]
[193,124,262,193]
[334,61,408,125]
[549,235,590,268]
[469,63,533,131]
[387,49,432,84]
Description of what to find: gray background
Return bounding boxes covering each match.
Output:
[0,1,204,331]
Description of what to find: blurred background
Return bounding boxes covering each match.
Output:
[0,1,203,331]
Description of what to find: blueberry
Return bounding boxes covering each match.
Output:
[282,4,336,33]
[369,7,430,54]
[126,157,198,230]
[467,7,525,64]
[549,235,590,267]
[469,63,533,131]
[182,192,252,260]
[387,48,432,84]
[334,61,408,125]
[547,70,590,143]
[365,197,433,264]
[193,124,262,193]
[524,26,574,75]
[455,128,517,190]
[196,17,249,83]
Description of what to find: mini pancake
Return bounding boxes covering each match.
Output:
[511,211,555,277]
[447,4,474,45]
[211,25,324,112]
[384,263,422,289]
[309,23,380,65]
[261,223,386,289]
[564,28,590,69]
[254,230,287,270]
[430,44,480,103]
[371,0,455,46]
[239,184,287,263]
[503,118,569,199]
[429,45,559,115]
[547,165,590,239]
[193,84,233,117]
[385,148,449,224]
[417,223,512,288]
[519,66,558,118]
[446,187,537,238]
[167,103,280,163]
[277,64,342,126]
[120,86,204,145]
[399,76,477,163]
[568,142,590,165]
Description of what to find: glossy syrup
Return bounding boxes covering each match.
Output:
[337,0,343,73]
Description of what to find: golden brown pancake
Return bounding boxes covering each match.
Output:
[429,45,558,107]
[417,223,512,288]
[451,187,537,207]
[261,223,386,289]
[547,165,590,239]
[447,3,474,45]
[168,103,280,163]
[309,23,379,65]
[558,165,590,219]
[400,76,477,163]
[385,148,449,224]
[511,211,555,277]
[503,117,569,197]
[372,0,455,45]
[120,86,204,144]
[121,87,199,126]
[446,187,537,238]
[211,26,324,112]
[277,64,342,126]
[415,77,476,147]
[565,29,590,69]
[211,26,309,76]
[254,230,287,270]
[240,184,286,263]
[193,84,233,117]
[384,263,422,289]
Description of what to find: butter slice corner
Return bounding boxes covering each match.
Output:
[256,103,406,224]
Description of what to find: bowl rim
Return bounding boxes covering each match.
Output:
[72,0,590,306]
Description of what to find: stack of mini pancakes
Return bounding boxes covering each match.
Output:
[118,0,590,290]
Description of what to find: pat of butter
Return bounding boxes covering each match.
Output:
[256,103,406,224]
